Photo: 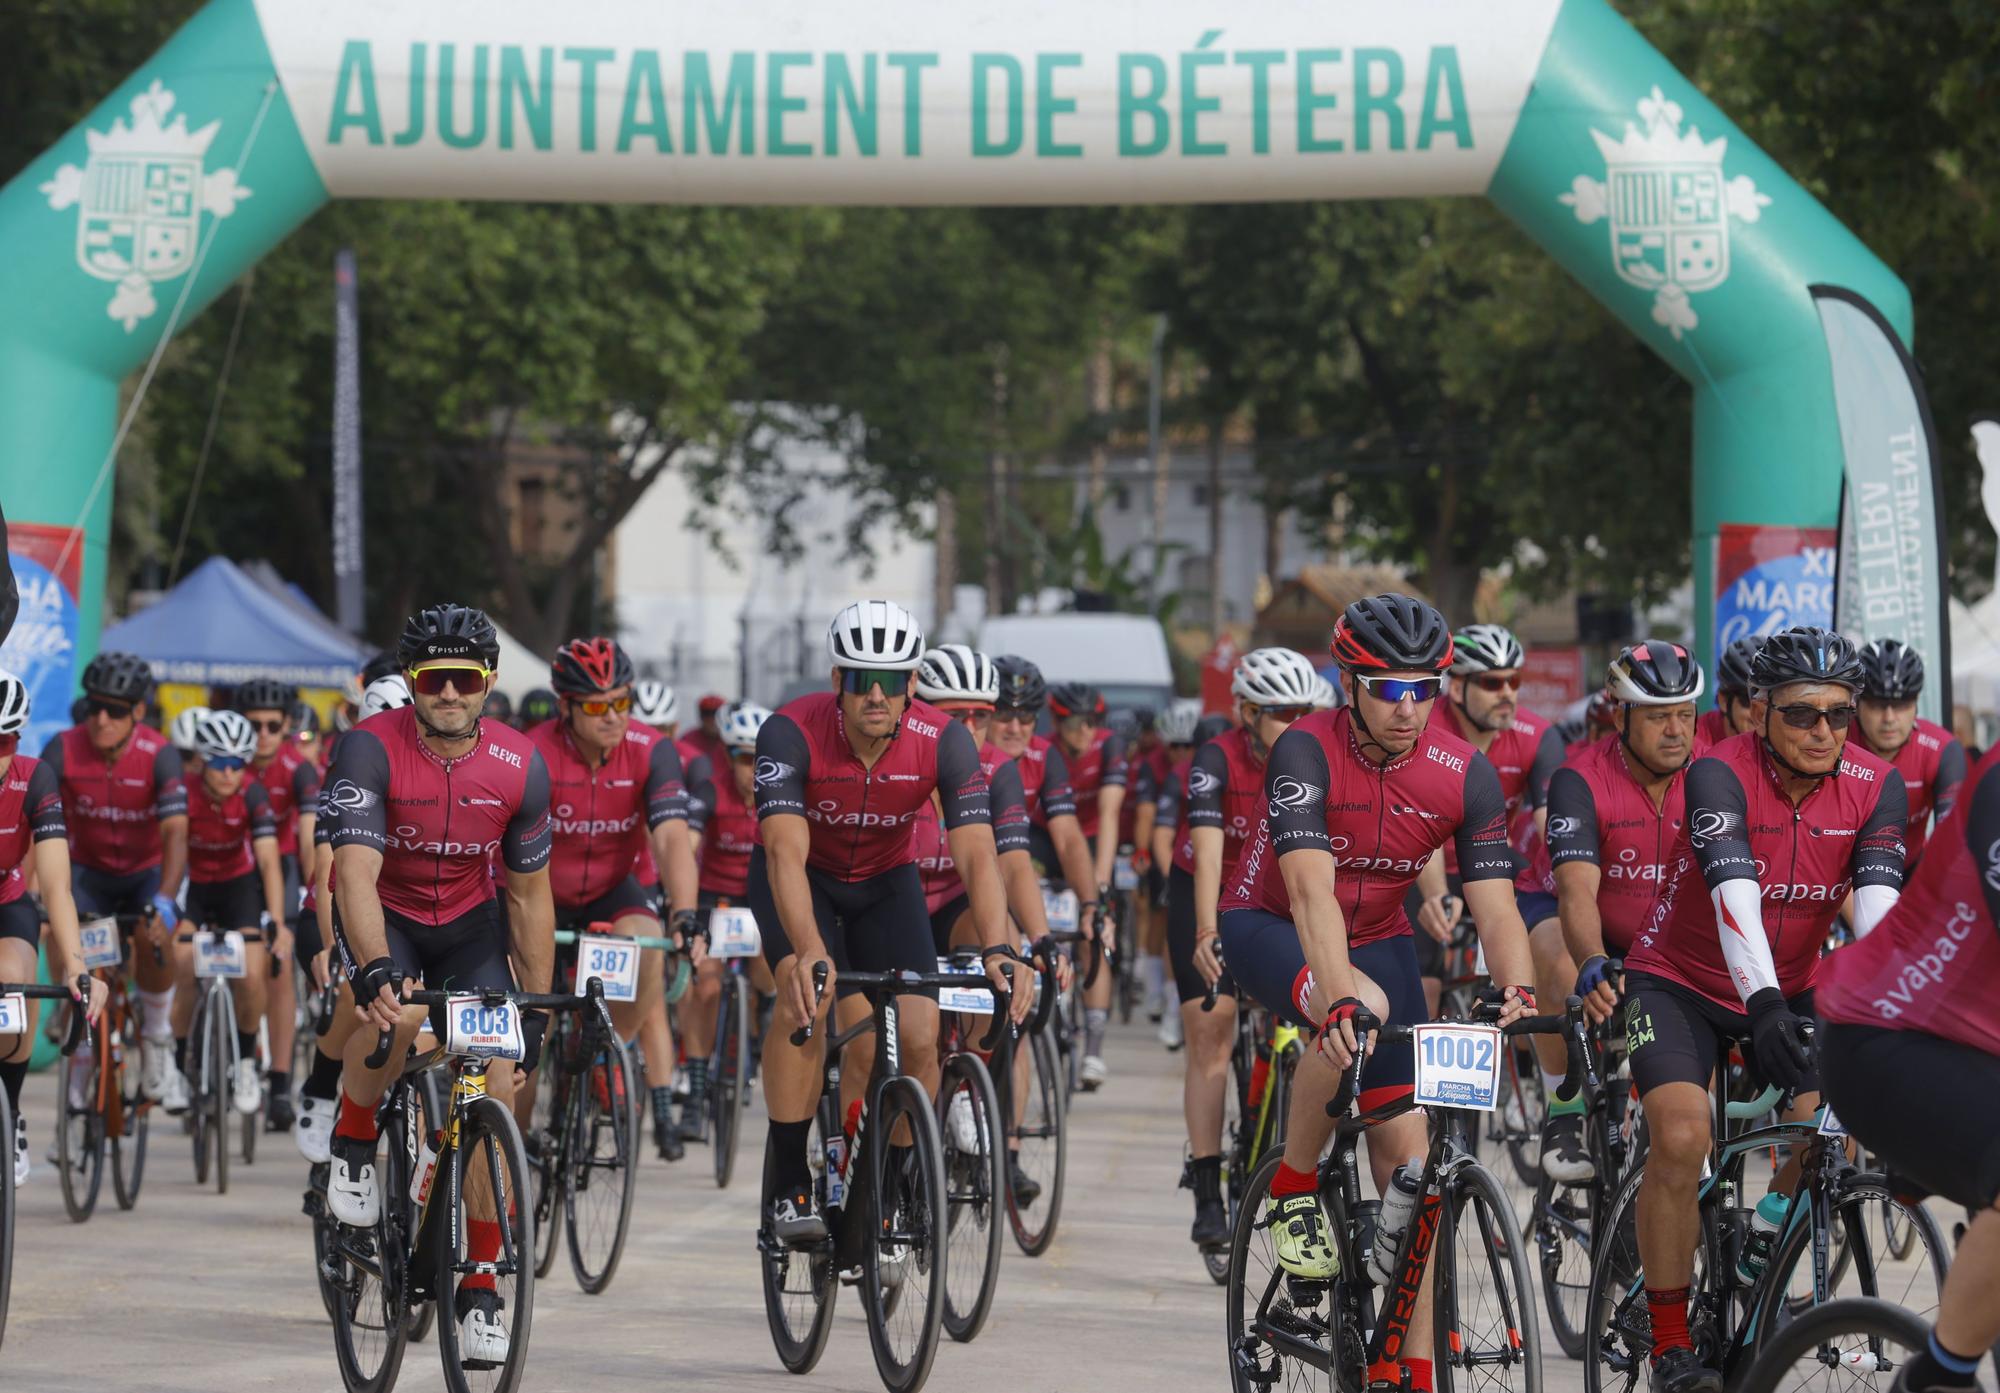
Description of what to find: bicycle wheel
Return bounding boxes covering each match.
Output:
[529,1020,570,1282]
[1733,1297,1928,1393]
[1006,1025,1067,1257]
[330,1101,413,1393]
[1224,1150,1343,1393]
[937,1050,1004,1343]
[863,1076,947,1393]
[112,1008,148,1210]
[0,1086,14,1348]
[1435,1160,1542,1393]
[760,1162,837,1374]
[712,973,750,1189]
[564,1039,638,1295]
[56,1037,103,1222]
[1583,1164,1724,1393]
[1206,1044,1250,1286]
[189,991,212,1186]
[1752,1176,1950,1337]
[435,1091,535,1393]
[1531,1172,1595,1360]
[208,991,232,1194]
[1499,1045,1547,1189]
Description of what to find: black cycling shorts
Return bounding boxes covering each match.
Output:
[928,892,971,956]
[1516,890,1559,929]
[1820,1023,2000,1213]
[294,903,324,968]
[746,846,936,999]
[70,864,162,919]
[0,898,39,949]
[1166,865,1235,1004]
[1401,876,1461,978]
[333,898,515,1037]
[1624,972,1818,1098]
[1026,825,1060,882]
[279,853,302,923]
[185,872,262,932]
[554,876,655,936]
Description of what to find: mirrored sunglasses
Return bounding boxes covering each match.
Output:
[1355,675,1444,704]
[408,664,493,697]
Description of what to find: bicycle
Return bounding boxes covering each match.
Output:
[1730,1296,1930,1393]
[1110,857,1142,1025]
[1227,1000,1587,1393]
[933,947,1014,1343]
[1436,925,1546,1186]
[55,911,157,1220]
[760,961,1005,1393]
[701,903,763,1190]
[1005,927,1088,1258]
[0,976,89,1349]
[1201,962,1304,1287]
[176,925,260,1194]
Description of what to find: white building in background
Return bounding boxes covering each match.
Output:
[613,436,936,708]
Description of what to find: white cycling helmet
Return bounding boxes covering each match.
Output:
[1158,698,1203,746]
[168,704,211,753]
[1449,623,1526,675]
[633,680,677,727]
[720,701,772,752]
[1231,647,1320,708]
[361,674,413,718]
[1311,674,1341,710]
[0,669,29,738]
[827,599,924,671]
[193,709,256,763]
[915,644,999,704]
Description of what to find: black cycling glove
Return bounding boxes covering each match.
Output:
[1746,989,1812,1093]
[519,1008,549,1075]
[353,956,402,1005]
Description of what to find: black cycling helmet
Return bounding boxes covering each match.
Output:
[1605,641,1705,706]
[1194,713,1234,746]
[360,650,402,686]
[1749,625,1864,696]
[550,636,635,696]
[993,655,1047,711]
[233,677,297,714]
[1716,637,1761,697]
[1858,638,1925,701]
[484,690,516,725]
[518,688,559,726]
[1048,682,1105,721]
[80,650,153,703]
[292,701,321,736]
[1129,706,1156,733]
[396,603,500,670]
[1330,594,1454,673]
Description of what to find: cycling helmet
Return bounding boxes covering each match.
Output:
[193,709,256,763]
[233,677,297,714]
[1605,641,1705,706]
[1331,595,1454,673]
[1310,674,1341,710]
[483,690,514,725]
[1858,638,1925,701]
[1158,699,1202,746]
[518,688,559,726]
[1716,637,1762,697]
[1749,626,1864,696]
[720,701,772,752]
[1447,623,1525,675]
[361,674,413,717]
[827,599,924,671]
[292,701,320,736]
[915,645,999,705]
[397,603,500,669]
[993,656,1048,711]
[0,670,27,739]
[1232,647,1320,707]
[1129,707,1156,733]
[1048,683,1105,721]
[80,650,153,703]
[360,650,402,686]
[1585,689,1618,733]
[550,636,634,696]
[632,681,677,727]
[168,704,210,753]
[1194,713,1234,746]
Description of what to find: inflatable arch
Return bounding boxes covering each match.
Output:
[0,0,1942,719]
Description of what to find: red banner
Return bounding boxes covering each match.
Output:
[1200,636,1240,715]
[1520,646,1585,713]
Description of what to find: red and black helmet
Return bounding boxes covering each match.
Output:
[1048,682,1105,721]
[1330,594,1454,673]
[550,637,634,696]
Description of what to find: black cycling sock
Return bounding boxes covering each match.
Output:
[174,1036,188,1073]
[1189,1154,1222,1202]
[764,1118,814,1201]
[304,1047,343,1100]
[687,1058,709,1098]
[1900,1332,1983,1393]
[650,1085,674,1124]
[0,1058,26,1112]
[237,1030,259,1063]
[267,1068,289,1099]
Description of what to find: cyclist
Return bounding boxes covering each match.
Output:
[1043,681,1128,1088]
[0,670,106,1181]
[168,705,210,764]
[1621,626,1908,1393]
[1528,641,1703,1181]
[1219,595,1535,1393]
[482,689,515,729]
[752,601,1031,1244]
[1120,709,1172,1037]
[632,681,678,738]
[993,655,1100,944]
[528,636,702,1158]
[240,676,320,1132]
[322,603,554,1366]
[168,710,292,1116]
[1818,742,2000,1393]
[1174,646,1320,1251]
[1851,637,1967,865]
[41,650,188,1108]
[518,687,558,729]
[1310,673,1341,710]
[1694,636,1761,747]
[682,693,730,778]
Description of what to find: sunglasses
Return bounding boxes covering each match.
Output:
[1774,703,1856,732]
[408,664,493,697]
[840,669,910,698]
[1356,675,1444,704]
[1470,673,1521,693]
[0,734,17,757]
[205,755,248,772]
[248,717,287,735]
[731,750,756,764]
[572,695,633,717]
[991,708,1037,726]
[939,705,993,723]
[85,697,135,720]
[1253,705,1313,724]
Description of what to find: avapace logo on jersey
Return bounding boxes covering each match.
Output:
[1332,850,1428,876]
[551,807,640,838]
[386,823,502,858]
[1985,837,2000,894]
[808,799,917,830]
[1869,899,1979,1020]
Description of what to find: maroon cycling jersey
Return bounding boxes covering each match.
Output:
[1695,708,1734,749]
[186,777,277,884]
[1627,732,1908,1008]
[912,744,1030,912]
[252,741,321,858]
[41,724,187,875]
[1541,734,1696,953]
[1020,735,1078,825]
[1171,727,1268,880]
[752,692,990,882]
[1821,745,2000,1054]
[1055,727,1128,841]
[1428,701,1562,875]
[1119,743,1169,845]
[527,718,687,909]
[322,709,553,927]
[698,766,757,899]
[1853,717,1967,866]
[0,757,65,907]
[1223,708,1512,946]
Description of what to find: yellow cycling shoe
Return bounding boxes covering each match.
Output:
[1267,1193,1339,1279]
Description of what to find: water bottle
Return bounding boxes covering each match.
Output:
[1368,1160,1426,1286]
[1735,1192,1788,1283]
[824,1132,848,1210]
[409,1131,441,1206]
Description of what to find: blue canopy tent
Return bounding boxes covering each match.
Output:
[102,555,366,688]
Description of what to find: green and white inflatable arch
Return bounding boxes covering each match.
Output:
[0,0,1936,709]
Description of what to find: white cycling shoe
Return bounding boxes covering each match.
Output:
[295,1094,335,1164]
[327,1135,382,1226]
[160,1063,191,1115]
[13,1114,28,1187]
[231,1059,263,1116]
[946,1093,981,1153]
[1080,1055,1108,1090]
[140,1037,173,1102]
[456,1289,510,1369]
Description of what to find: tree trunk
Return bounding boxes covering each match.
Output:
[1086,332,1112,511]
[933,483,957,634]
[986,347,1013,615]
[1208,419,1226,642]
[1150,434,1173,605]
[1419,448,1478,622]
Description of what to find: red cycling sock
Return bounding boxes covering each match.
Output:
[334,1091,379,1143]
[1270,1161,1318,1198]
[459,1218,502,1293]
[1403,1357,1433,1392]
[1647,1286,1691,1358]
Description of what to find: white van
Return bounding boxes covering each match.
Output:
[977,613,1176,714]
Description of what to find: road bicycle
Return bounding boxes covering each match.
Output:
[55,911,157,1219]
[933,946,1014,1343]
[699,902,763,1190]
[1004,927,1089,1258]
[175,924,264,1193]
[0,975,88,1348]
[1201,956,1303,1287]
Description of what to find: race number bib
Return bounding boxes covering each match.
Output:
[1042,889,1079,933]
[193,930,248,979]
[1113,856,1140,892]
[708,906,761,960]
[936,958,995,1015]
[0,993,28,1035]
[1412,1023,1502,1112]
[445,997,523,1060]
[79,917,121,970]
[577,934,639,1002]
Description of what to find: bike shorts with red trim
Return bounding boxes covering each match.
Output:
[746,847,936,1000]
[554,875,655,936]
[1218,906,1425,1109]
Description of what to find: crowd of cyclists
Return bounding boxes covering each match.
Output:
[0,582,1993,1393]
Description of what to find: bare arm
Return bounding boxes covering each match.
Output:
[254,835,291,960]
[651,818,698,917]
[1461,876,1535,1017]
[1091,784,1125,888]
[1554,860,1607,968]
[158,815,189,901]
[1278,846,1359,1015]
[948,820,1033,1022]
[504,865,555,995]
[1049,814,1098,923]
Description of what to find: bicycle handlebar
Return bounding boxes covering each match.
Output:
[362,976,611,1069]
[788,961,831,1047]
[1324,996,1592,1118]
[0,977,92,1055]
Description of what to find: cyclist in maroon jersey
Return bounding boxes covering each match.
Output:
[1113,709,1167,1029]
[1622,627,1908,1393]
[994,656,1099,901]
[321,604,554,1366]
[1174,646,1319,1252]
[1694,636,1761,748]
[1819,746,2000,1393]
[42,649,189,1105]
[1526,642,1703,1183]
[529,636,700,1159]
[166,710,291,1117]
[0,671,105,1184]
[239,676,319,1132]
[1045,681,1128,1088]
[679,694,729,797]
[1851,638,1968,866]
[752,602,1032,1245]
[1219,596,1535,1393]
